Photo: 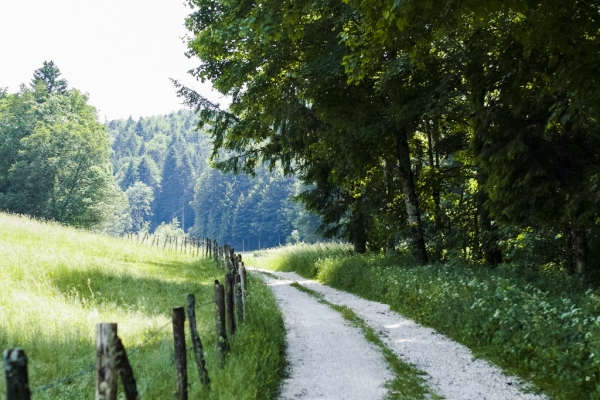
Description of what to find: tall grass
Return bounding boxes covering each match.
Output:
[253,243,600,399]
[0,213,285,399]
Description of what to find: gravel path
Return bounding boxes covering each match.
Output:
[260,274,392,400]
[255,269,546,400]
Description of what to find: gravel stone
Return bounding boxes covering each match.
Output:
[260,274,392,400]
[256,269,546,400]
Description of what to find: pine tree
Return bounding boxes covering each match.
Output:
[30,61,68,94]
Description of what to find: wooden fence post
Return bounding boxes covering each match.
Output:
[214,280,229,367]
[96,323,118,400]
[240,265,247,305]
[214,240,218,264]
[235,274,244,324]
[224,274,236,335]
[238,255,247,289]
[186,294,210,387]
[172,307,188,400]
[3,348,31,400]
[113,336,138,400]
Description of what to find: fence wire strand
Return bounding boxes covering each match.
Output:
[127,320,172,358]
[32,365,95,394]
[25,298,213,396]
[138,356,174,398]
[195,300,214,309]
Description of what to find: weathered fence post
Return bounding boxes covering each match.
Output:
[3,348,31,400]
[224,273,236,335]
[214,280,229,367]
[113,336,138,400]
[239,255,247,289]
[172,307,188,400]
[235,274,244,324]
[96,323,118,400]
[214,240,218,264]
[186,294,210,387]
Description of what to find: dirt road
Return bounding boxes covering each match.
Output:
[256,269,546,400]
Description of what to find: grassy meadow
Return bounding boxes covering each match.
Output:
[251,243,600,400]
[0,212,285,399]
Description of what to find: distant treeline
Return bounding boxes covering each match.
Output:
[108,110,323,249]
[0,62,323,248]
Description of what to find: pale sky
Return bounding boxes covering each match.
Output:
[0,0,224,121]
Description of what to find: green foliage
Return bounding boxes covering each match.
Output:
[108,109,322,245]
[125,181,154,232]
[256,244,600,399]
[190,164,309,250]
[108,110,210,233]
[0,212,285,399]
[153,217,185,240]
[181,0,600,272]
[0,67,124,230]
[207,274,286,399]
[30,60,68,94]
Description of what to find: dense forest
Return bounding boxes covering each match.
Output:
[0,63,322,249]
[178,0,600,279]
[107,110,323,249]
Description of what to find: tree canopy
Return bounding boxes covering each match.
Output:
[0,63,124,229]
[181,0,600,277]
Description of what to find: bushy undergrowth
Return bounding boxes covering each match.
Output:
[0,213,285,399]
[254,243,600,399]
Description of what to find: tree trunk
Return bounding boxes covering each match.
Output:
[385,159,396,252]
[479,205,502,266]
[394,129,428,265]
[564,223,575,275]
[573,228,587,280]
[426,122,443,261]
[471,67,502,268]
[351,202,367,254]
[475,172,503,267]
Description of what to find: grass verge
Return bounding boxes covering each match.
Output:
[288,280,439,400]
[251,243,600,399]
[0,212,285,399]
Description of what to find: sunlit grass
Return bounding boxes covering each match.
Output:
[0,213,285,399]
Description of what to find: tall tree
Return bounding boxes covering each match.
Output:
[0,73,122,228]
[30,61,68,94]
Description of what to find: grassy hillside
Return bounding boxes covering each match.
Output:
[0,213,285,399]
[251,243,600,400]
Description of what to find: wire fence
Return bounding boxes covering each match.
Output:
[20,299,216,396]
[137,356,174,398]
[3,238,246,399]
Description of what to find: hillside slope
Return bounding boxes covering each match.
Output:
[0,212,285,399]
